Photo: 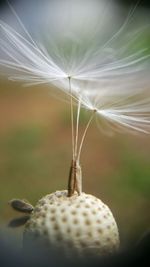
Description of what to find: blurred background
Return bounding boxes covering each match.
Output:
[0,0,150,251]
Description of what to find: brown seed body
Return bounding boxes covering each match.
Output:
[24,190,119,256]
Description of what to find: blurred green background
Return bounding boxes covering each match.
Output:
[0,79,149,247]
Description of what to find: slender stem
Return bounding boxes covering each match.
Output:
[68,77,75,160]
[75,98,81,159]
[68,159,76,197]
[77,111,96,162]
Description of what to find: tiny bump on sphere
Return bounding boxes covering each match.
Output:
[87,232,92,237]
[92,210,96,215]
[43,229,48,235]
[106,237,111,242]
[76,231,81,237]
[50,216,55,222]
[66,227,71,234]
[98,228,103,234]
[50,208,56,214]
[32,222,37,228]
[60,208,65,213]
[40,212,46,218]
[73,218,79,225]
[85,219,91,226]
[39,200,45,205]
[53,224,59,231]
[56,234,63,241]
[62,216,67,223]
[34,207,41,212]
[95,240,101,246]
[80,241,86,248]
[71,210,77,215]
[112,244,117,250]
[82,212,88,217]
[35,213,41,219]
[97,219,102,224]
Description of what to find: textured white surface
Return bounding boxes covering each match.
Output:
[24,190,119,255]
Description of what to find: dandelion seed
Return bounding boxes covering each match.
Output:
[71,80,150,136]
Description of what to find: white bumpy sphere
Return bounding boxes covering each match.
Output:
[24,190,119,256]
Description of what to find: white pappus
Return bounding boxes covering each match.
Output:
[0,0,150,195]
